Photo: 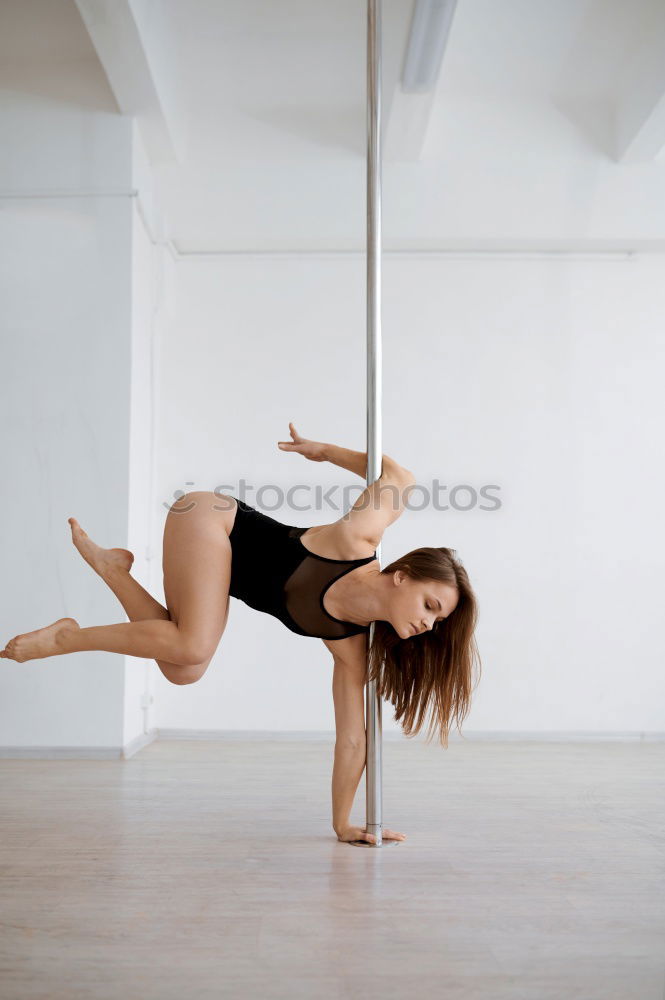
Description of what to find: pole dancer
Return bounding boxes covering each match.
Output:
[0,434,479,844]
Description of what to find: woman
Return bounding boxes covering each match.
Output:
[1,423,481,843]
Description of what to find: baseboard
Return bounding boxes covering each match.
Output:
[0,729,662,758]
[122,729,159,759]
[155,728,665,743]
[0,729,159,760]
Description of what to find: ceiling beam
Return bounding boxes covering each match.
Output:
[614,7,665,162]
[74,0,183,163]
[385,0,458,162]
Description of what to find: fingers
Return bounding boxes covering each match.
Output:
[278,422,299,450]
[336,827,405,844]
[346,827,376,843]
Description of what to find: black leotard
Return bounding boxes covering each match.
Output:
[227,497,377,640]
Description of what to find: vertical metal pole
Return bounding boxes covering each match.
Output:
[365,0,385,847]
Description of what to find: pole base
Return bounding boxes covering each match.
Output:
[348,838,400,847]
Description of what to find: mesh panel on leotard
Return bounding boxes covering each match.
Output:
[283,553,373,640]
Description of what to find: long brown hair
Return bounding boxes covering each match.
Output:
[366,547,481,747]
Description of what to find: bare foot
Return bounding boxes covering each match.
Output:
[0,618,80,663]
[68,517,134,578]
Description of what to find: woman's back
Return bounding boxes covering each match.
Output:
[228,497,376,640]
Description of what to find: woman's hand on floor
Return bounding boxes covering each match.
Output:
[335,825,407,844]
[277,422,327,462]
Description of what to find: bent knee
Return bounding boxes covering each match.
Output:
[168,668,203,686]
[162,661,208,685]
[178,637,217,667]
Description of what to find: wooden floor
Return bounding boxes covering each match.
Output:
[1,738,663,1000]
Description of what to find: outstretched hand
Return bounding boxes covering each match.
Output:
[277,422,327,462]
[336,825,407,844]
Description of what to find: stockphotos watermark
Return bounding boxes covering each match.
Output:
[163,480,502,514]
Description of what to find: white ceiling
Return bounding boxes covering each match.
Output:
[3,0,665,250]
[0,0,117,113]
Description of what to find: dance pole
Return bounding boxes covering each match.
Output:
[351,0,395,849]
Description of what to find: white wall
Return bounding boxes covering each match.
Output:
[0,89,136,750]
[4,0,663,749]
[152,253,665,736]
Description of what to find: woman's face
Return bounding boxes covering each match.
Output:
[389,571,459,640]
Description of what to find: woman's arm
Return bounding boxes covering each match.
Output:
[322,443,369,479]
[330,654,407,844]
[277,422,410,482]
[331,656,367,834]
[331,712,408,844]
[332,744,366,836]
[323,443,409,481]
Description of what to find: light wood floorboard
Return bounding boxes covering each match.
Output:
[1,739,663,1000]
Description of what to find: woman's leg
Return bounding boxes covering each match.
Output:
[1,494,232,680]
[67,517,190,680]
[70,504,231,683]
[58,619,207,661]
[0,616,201,663]
[157,492,232,681]
[99,563,197,682]
[67,517,203,682]
[101,565,171,621]
[68,517,171,622]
